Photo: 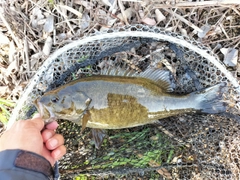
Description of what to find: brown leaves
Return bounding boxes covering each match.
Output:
[0,0,240,115]
[221,48,238,67]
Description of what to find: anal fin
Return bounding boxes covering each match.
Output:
[91,129,107,149]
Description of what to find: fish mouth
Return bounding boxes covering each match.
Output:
[35,99,57,124]
[36,100,44,117]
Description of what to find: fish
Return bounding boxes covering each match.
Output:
[35,67,227,148]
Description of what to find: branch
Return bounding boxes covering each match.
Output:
[162,8,203,33]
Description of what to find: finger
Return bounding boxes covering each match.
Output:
[42,129,55,142]
[45,121,59,130]
[42,146,55,166]
[51,145,66,160]
[45,134,65,150]
[30,117,45,131]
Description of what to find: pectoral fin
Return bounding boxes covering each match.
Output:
[81,110,91,133]
[91,129,106,149]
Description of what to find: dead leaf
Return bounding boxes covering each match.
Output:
[42,36,52,56]
[171,156,180,163]
[156,168,172,179]
[117,7,134,22]
[57,33,67,41]
[141,17,156,26]
[220,48,238,67]
[162,59,177,78]
[101,0,115,7]
[80,12,90,30]
[140,0,151,7]
[107,17,117,26]
[44,15,54,33]
[155,9,166,23]
[198,24,211,38]
[206,25,222,36]
[180,28,187,36]
[138,10,144,18]
[30,7,44,28]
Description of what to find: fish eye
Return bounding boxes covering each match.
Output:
[51,97,59,103]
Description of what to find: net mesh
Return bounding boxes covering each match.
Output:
[9,24,240,179]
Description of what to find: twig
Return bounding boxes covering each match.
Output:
[226,36,240,48]
[154,0,240,7]
[203,35,240,45]
[233,38,240,49]
[164,8,177,29]
[118,0,129,25]
[0,8,22,48]
[219,23,229,40]
[157,125,191,148]
[23,21,31,77]
[58,4,82,18]
[28,0,53,15]
[208,8,230,40]
[54,4,75,34]
[9,41,15,64]
[232,6,240,16]
[162,8,203,33]
[24,37,30,76]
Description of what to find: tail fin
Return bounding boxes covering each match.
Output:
[192,83,227,114]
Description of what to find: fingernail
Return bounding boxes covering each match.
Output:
[49,139,58,148]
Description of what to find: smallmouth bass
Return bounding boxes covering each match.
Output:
[35,67,227,148]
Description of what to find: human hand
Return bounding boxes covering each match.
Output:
[0,114,66,166]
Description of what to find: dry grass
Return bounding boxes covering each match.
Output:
[0,1,239,105]
[0,1,240,179]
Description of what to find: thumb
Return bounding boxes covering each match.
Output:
[31,114,45,131]
[33,113,41,118]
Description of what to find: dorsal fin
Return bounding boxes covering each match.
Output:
[137,68,175,92]
[100,66,175,92]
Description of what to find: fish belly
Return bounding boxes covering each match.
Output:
[76,80,195,129]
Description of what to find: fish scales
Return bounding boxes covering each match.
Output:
[36,69,226,128]
[35,67,227,148]
[54,76,193,129]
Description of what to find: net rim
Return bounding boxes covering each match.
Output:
[7,24,239,128]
